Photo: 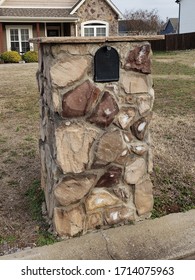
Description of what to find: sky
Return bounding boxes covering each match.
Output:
[112,0,179,21]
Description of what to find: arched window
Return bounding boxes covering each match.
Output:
[81,20,109,37]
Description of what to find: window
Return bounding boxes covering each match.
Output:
[81,21,109,37]
[6,25,33,54]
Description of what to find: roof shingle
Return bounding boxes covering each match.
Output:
[0,7,73,18]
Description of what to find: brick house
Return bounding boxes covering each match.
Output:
[0,0,123,53]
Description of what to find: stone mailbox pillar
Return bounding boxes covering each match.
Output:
[34,36,156,237]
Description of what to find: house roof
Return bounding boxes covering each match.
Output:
[0,7,78,22]
[163,18,179,31]
[0,0,77,8]
[0,8,72,17]
[0,0,123,21]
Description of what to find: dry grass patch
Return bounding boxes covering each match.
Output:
[0,50,195,255]
[152,50,195,217]
[0,63,55,255]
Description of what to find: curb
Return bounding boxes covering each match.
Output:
[1,209,195,260]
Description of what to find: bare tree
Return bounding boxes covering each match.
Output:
[121,9,165,35]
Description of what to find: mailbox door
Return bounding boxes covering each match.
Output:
[94,46,119,82]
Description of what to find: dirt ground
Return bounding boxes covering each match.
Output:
[0,50,195,256]
[0,63,41,255]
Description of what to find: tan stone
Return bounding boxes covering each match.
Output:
[52,44,90,56]
[113,184,133,203]
[53,206,84,237]
[149,88,155,109]
[130,141,149,155]
[137,94,152,115]
[86,212,103,230]
[121,71,148,94]
[148,147,154,174]
[85,189,121,211]
[50,56,88,87]
[104,206,135,225]
[114,107,136,129]
[95,130,126,164]
[52,89,61,113]
[55,123,100,173]
[135,179,154,216]
[124,158,147,185]
[54,175,96,207]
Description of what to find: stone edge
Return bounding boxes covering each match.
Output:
[29,35,165,44]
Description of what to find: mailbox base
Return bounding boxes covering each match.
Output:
[36,37,155,237]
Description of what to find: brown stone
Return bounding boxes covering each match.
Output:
[62,80,100,118]
[54,174,96,207]
[104,206,135,225]
[95,130,126,164]
[86,212,103,230]
[135,178,154,215]
[87,91,119,127]
[95,166,122,188]
[124,44,151,74]
[131,113,152,140]
[124,158,147,185]
[53,206,84,237]
[85,189,121,211]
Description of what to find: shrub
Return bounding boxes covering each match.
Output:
[23,51,38,63]
[0,51,22,63]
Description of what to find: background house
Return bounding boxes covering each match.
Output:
[160,18,179,34]
[0,0,123,53]
[176,0,195,34]
[119,20,143,35]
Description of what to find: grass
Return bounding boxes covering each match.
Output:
[25,180,57,246]
[153,79,195,116]
[152,60,195,75]
[151,50,195,218]
[25,180,45,221]
[0,51,195,254]
[0,135,7,143]
[0,235,17,245]
[153,51,179,57]
[151,165,195,218]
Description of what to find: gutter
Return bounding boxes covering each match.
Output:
[0,16,79,23]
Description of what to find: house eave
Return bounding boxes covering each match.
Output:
[70,0,124,19]
[0,16,79,23]
[1,6,73,9]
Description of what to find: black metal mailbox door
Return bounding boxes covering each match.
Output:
[94,46,119,82]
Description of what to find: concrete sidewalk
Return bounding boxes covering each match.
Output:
[1,209,195,260]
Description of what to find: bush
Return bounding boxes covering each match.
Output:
[23,51,38,63]
[0,51,22,63]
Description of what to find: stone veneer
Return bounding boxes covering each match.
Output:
[76,0,119,36]
[35,36,157,237]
